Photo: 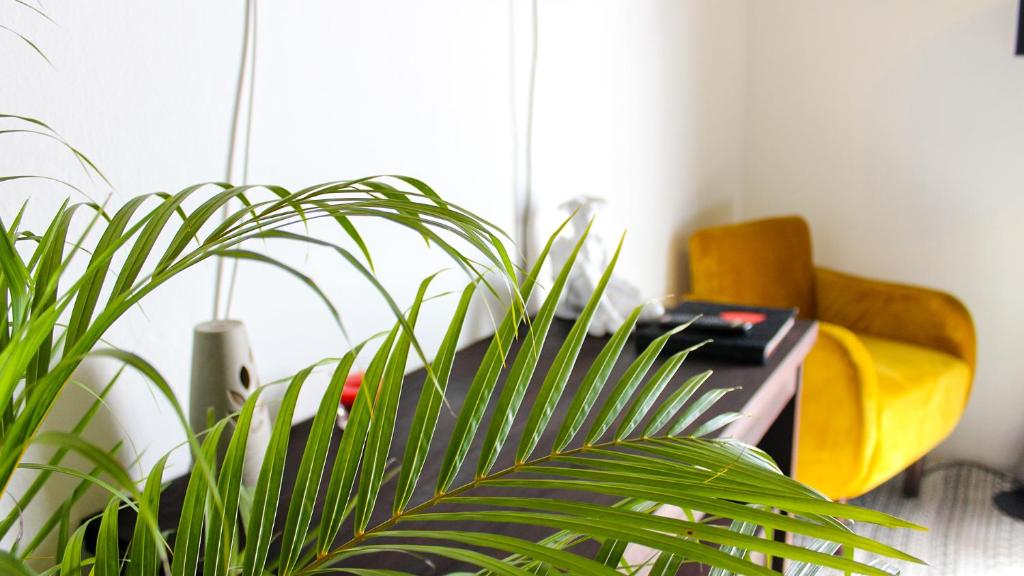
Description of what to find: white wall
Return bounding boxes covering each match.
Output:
[227,0,519,420]
[742,0,1024,470]
[1,0,245,555]
[1,0,750,559]
[530,0,748,302]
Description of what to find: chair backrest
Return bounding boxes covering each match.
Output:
[688,216,816,319]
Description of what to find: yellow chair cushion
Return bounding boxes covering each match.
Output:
[856,334,971,494]
[796,323,878,499]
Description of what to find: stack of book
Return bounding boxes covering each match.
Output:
[635,301,796,364]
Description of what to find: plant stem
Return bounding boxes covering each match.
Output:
[296,439,629,575]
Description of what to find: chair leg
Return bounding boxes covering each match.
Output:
[902,457,925,498]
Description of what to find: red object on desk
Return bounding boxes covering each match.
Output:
[341,372,363,409]
[720,310,767,324]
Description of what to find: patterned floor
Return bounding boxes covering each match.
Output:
[845,462,1024,575]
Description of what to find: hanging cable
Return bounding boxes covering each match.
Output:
[508,0,520,270]
[223,0,258,320]
[522,0,538,264]
[511,0,539,276]
[213,0,258,320]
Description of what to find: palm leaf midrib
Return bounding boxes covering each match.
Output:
[296,436,661,575]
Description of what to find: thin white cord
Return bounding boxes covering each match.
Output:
[223,0,258,320]
[523,0,538,260]
[213,0,257,320]
[511,0,539,273]
[508,0,521,274]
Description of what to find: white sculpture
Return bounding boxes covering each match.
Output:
[550,196,664,336]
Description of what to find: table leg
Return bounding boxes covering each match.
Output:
[759,395,796,475]
[757,364,802,572]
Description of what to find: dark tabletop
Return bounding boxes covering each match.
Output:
[88,318,817,574]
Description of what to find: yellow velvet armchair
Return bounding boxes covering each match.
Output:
[687,216,974,500]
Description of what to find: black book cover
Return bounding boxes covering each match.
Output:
[635,301,796,364]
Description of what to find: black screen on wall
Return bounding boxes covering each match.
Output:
[1018,1,1024,55]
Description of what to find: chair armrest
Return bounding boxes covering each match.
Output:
[797,322,879,499]
[814,268,976,370]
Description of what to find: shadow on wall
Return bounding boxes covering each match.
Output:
[654,0,745,307]
[7,359,161,566]
[666,200,738,307]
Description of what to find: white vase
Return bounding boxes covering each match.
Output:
[190,320,272,486]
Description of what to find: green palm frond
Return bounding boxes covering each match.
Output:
[37,219,921,576]
[0,25,51,66]
[0,550,34,576]
[0,178,516,555]
[0,115,108,185]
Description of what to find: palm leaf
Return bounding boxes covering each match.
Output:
[515,232,627,463]
[318,327,401,552]
[128,455,168,576]
[434,214,571,494]
[172,419,229,576]
[584,318,697,446]
[271,231,919,575]
[0,114,110,184]
[478,220,594,475]
[94,498,121,576]
[649,551,684,576]
[0,177,516,521]
[551,304,643,453]
[241,366,317,576]
[393,280,475,514]
[0,367,124,543]
[203,387,263,576]
[59,523,90,576]
[0,24,51,65]
[279,346,365,574]
[354,275,433,534]
[0,550,34,576]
